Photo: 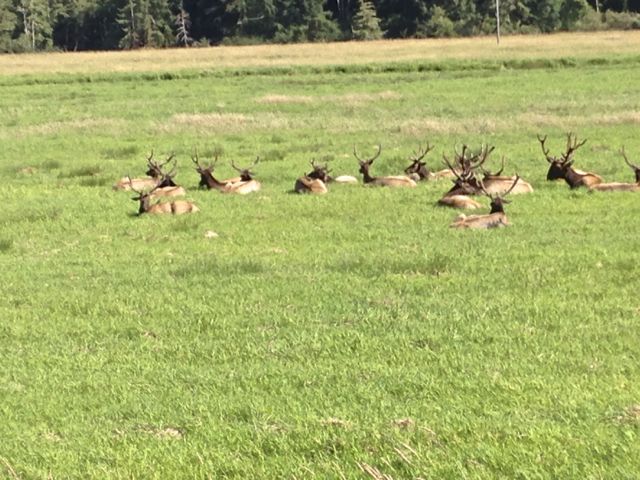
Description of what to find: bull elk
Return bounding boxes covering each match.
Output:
[450,175,520,229]
[480,156,534,194]
[404,142,455,181]
[589,147,640,192]
[128,178,199,215]
[354,144,417,188]
[148,161,187,199]
[538,133,603,188]
[192,151,261,195]
[113,151,173,191]
[294,159,329,194]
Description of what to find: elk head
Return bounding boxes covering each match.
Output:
[191,149,218,188]
[538,133,587,181]
[404,142,435,179]
[231,157,259,181]
[620,147,640,183]
[354,144,382,180]
[128,176,159,215]
[145,150,176,180]
[307,159,331,183]
[441,145,488,195]
[480,174,520,214]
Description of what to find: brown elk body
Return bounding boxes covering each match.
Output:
[480,157,534,194]
[450,176,520,229]
[354,145,417,188]
[294,160,329,194]
[129,179,198,215]
[538,134,603,188]
[589,148,640,192]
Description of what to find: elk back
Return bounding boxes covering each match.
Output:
[438,195,482,209]
[295,177,328,194]
[370,176,417,188]
[449,212,509,229]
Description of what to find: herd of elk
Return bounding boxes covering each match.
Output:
[114,135,635,222]
[354,145,417,187]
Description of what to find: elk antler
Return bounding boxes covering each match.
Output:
[537,134,554,164]
[562,132,587,163]
[353,144,382,165]
[442,153,465,183]
[620,147,639,170]
[410,142,434,163]
[482,156,506,177]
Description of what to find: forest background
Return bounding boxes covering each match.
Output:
[1,0,640,53]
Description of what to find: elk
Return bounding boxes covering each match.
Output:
[404,142,455,181]
[148,162,187,198]
[354,144,417,188]
[192,151,261,195]
[128,178,199,215]
[436,145,491,209]
[294,159,329,194]
[479,156,534,194]
[589,148,640,192]
[538,133,603,188]
[113,151,173,191]
[450,175,520,229]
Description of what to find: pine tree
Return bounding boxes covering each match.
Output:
[0,0,17,51]
[351,0,382,40]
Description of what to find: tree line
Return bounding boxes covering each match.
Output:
[1,0,639,53]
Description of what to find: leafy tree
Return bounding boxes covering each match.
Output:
[560,0,590,28]
[418,5,455,37]
[351,0,382,39]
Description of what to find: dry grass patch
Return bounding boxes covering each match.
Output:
[3,31,640,77]
[257,94,314,104]
[7,118,125,139]
[159,112,294,134]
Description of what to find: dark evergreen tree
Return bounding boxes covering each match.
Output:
[351,0,382,39]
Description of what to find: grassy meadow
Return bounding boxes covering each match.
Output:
[1,32,640,478]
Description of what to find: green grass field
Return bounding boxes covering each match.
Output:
[1,33,640,479]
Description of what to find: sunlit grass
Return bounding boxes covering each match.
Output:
[1,33,640,479]
[0,31,639,76]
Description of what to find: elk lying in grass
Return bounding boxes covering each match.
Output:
[354,144,417,187]
[147,162,187,199]
[538,133,603,188]
[192,151,261,194]
[589,148,640,192]
[129,178,198,215]
[113,151,172,191]
[436,145,490,209]
[294,159,329,194]
[480,156,534,195]
[404,143,455,181]
[450,176,520,229]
